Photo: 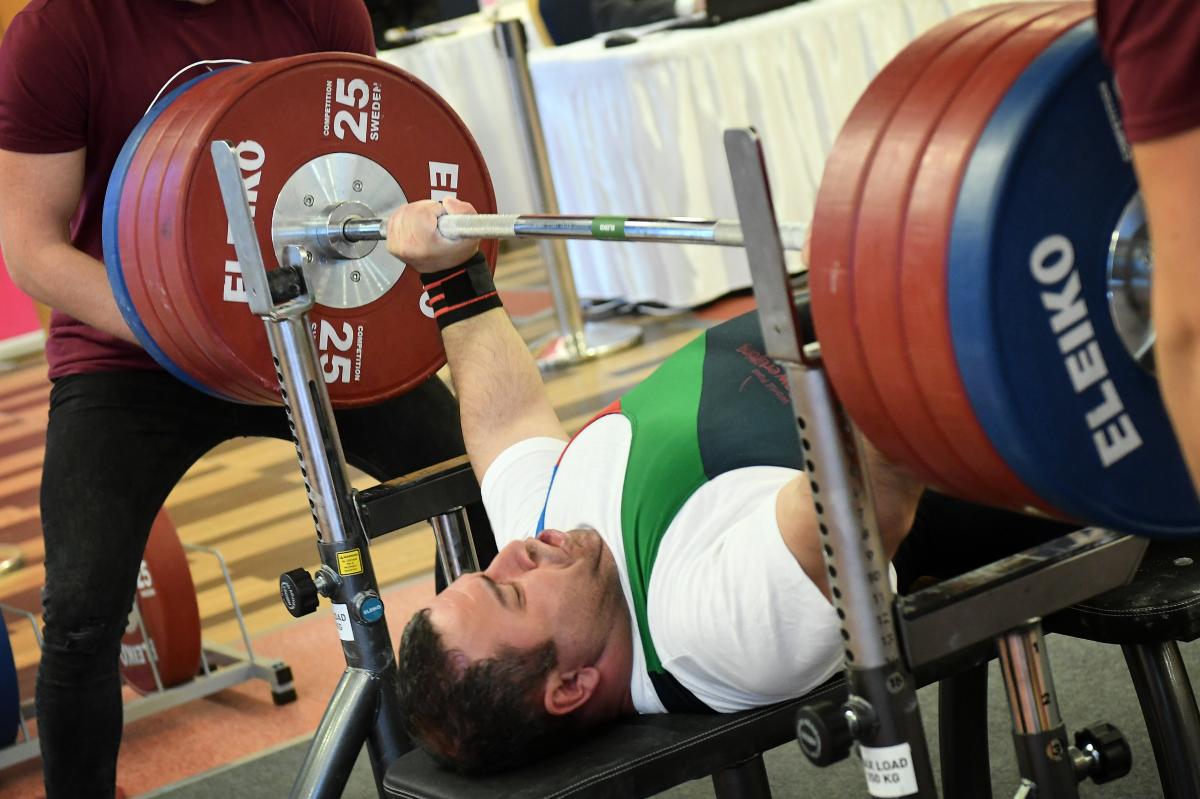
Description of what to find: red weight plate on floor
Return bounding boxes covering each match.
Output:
[120,510,202,694]
[155,54,498,407]
[852,4,1065,506]
[120,71,264,404]
[809,5,1012,487]
[901,3,1094,514]
[137,68,276,404]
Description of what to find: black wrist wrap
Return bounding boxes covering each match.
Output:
[419,252,502,329]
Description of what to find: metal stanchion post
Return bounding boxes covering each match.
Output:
[431,509,480,581]
[998,621,1083,797]
[494,18,643,370]
[212,141,408,798]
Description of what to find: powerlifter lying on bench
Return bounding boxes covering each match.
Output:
[383,198,1076,776]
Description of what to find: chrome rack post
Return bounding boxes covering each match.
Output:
[211,141,406,799]
[494,17,643,370]
[431,508,479,581]
[724,128,937,798]
[998,622,1083,797]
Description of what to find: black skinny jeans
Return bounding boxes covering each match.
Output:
[37,369,495,799]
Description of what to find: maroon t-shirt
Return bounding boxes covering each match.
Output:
[0,0,374,379]
[1097,0,1200,143]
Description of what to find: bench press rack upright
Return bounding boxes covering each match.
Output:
[724,127,1147,798]
[211,141,484,799]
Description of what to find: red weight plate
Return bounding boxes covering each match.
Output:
[119,75,266,404]
[852,4,1064,505]
[141,67,283,404]
[118,111,231,400]
[163,61,340,405]
[809,5,1013,487]
[156,54,498,407]
[121,71,264,404]
[162,66,306,405]
[901,2,1094,514]
[141,62,295,405]
[163,56,495,405]
[120,510,202,694]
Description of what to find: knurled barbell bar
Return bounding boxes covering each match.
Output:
[102,4,1200,537]
[296,211,808,257]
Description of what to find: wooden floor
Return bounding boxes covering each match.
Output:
[0,242,747,703]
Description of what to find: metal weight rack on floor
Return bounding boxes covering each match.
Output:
[213,126,1153,798]
[0,543,293,770]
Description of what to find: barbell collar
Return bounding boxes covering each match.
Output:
[338,213,807,252]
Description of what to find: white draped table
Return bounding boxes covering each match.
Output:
[527,0,999,307]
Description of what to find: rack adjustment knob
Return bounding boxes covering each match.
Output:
[795,701,854,767]
[1075,722,1132,784]
[280,568,319,617]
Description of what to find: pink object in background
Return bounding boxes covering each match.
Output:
[0,246,40,342]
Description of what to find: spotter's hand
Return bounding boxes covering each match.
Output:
[385,197,481,273]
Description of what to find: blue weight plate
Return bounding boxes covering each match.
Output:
[0,613,18,747]
[948,20,1200,536]
[102,73,220,398]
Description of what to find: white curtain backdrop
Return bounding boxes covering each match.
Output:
[528,0,1003,306]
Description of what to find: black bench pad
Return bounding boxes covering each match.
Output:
[1046,541,1200,645]
[383,678,846,799]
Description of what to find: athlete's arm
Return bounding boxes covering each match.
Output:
[1131,127,1200,492]
[385,199,567,482]
[0,147,136,343]
[775,446,921,601]
[776,231,921,598]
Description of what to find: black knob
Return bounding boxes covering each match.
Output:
[280,568,319,617]
[795,701,854,767]
[1075,722,1132,784]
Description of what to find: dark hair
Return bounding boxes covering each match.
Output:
[397,608,580,774]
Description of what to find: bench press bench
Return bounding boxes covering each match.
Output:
[374,531,1200,798]
[368,454,1200,799]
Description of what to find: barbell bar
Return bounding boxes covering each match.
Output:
[333,213,808,253]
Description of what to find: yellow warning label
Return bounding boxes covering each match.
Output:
[336,549,364,576]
